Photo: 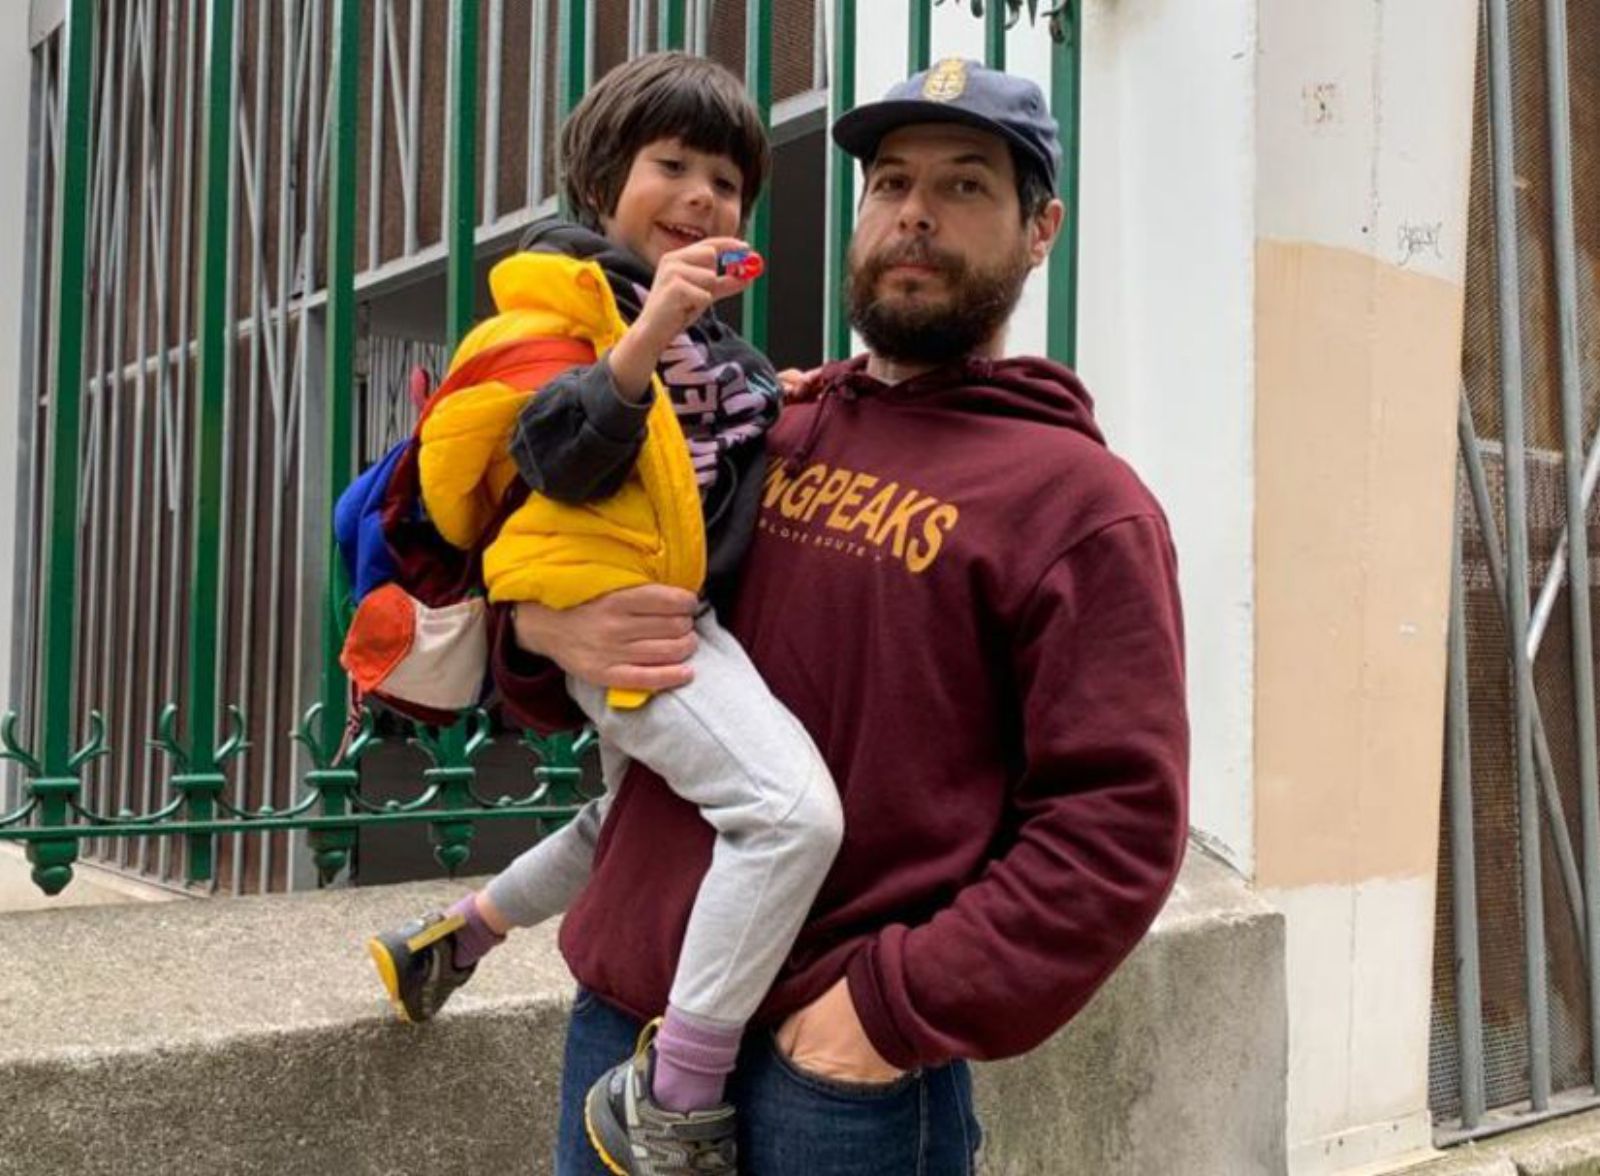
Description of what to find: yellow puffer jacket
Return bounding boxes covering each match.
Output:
[417,251,707,707]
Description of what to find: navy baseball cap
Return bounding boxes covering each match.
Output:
[832,58,1062,193]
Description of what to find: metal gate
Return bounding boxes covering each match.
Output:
[3,1,1085,898]
[1431,0,1600,1141]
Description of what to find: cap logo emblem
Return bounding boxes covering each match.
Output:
[922,58,968,102]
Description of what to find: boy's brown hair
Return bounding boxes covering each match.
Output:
[559,52,770,229]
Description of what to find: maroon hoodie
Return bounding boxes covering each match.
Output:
[494,354,1189,1070]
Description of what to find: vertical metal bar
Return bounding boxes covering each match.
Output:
[184,0,241,885]
[485,0,503,223]
[448,0,481,348]
[742,0,771,350]
[1486,0,1551,1109]
[559,0,585,120]
[1047,1,1080,367]
[17,4,90,894]
[407,0,422,254]
[95,0,139,855]
[557,0,588,220]
[259,0,310,893]
[660,0,686,51]
[1447,493,1488,1129]
[71,5,103,847]
[238,0,273,895]
[8,41,49,810]
[628,0,642,59]
[36,0,95,785]
[288,0,330,893]
[154,0,202,880]
[528,0,548,203]
[907,0,930,74]
[366,0,385,268]
[118,0,158,867]
[321,0,361,761]
[824,0,856,360]
[813,0,826,91]
[191,0,242,890]
[984,0,1005,71]
[140,0,182,861]
[1542,0,1600,1091]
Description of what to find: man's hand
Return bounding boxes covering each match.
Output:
[774,977,904,1085]
[778,367,824,404]
[511,586,698,692]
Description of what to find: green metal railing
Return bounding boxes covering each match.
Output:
[2,0,1082,897]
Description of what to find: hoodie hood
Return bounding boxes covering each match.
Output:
[786,353,1104,473]
[816,354,1101,441]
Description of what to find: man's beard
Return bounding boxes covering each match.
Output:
[845,236,1031,367]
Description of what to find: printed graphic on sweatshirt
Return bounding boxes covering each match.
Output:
[627,279,780,489]
[760,460,960,574]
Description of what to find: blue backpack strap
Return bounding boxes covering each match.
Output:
[334,439,409,601]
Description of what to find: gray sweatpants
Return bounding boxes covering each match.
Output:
[483,609,842,1029]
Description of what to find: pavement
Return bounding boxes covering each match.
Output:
[0,843,183,912]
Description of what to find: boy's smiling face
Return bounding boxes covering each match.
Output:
[600,137,745,268]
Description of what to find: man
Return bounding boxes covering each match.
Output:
[498,59,1189,1175]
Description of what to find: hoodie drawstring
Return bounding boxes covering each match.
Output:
[784,382,861,473]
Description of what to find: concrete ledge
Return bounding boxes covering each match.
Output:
[0,844,1284,1175]
[1393,1110,1600,1176]
[0,844,185,912]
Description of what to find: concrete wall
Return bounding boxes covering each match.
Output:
[852,0,1260,877]
[1251,2,1479,1172]
[0,849,1286,1176]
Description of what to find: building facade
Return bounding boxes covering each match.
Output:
[4,1,1596,1173]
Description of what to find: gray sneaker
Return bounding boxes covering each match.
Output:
[583,1020,738,1175]
[366,910,475,1024]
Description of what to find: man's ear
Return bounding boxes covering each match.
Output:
[1029,198,1066,267]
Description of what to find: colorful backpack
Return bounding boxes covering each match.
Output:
[332,338,600,722]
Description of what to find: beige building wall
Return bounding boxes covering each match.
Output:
[1252,2,1479,1172]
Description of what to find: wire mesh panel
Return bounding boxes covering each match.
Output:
[1432,0,1600,1134]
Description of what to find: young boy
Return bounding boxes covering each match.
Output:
[365,53,841,1176]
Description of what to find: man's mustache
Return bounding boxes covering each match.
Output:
[862,241,966,279]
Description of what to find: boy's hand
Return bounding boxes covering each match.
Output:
[637,237,756,346]
[608,237,756,400]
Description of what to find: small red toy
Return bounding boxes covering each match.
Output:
[718,249,765,281]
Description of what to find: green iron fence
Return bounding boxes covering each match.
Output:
[1,0,1082,897]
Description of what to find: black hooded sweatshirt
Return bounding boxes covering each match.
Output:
[507,218,780,612]
[494,353,1191,1070]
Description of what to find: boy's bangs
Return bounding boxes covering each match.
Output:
[639,84,765,194]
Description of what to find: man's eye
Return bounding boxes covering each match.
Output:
[954,178,984,195]
[872,175,906,193]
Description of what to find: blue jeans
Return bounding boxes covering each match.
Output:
[554,989,983,1174]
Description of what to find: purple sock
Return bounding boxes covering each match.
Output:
[650,1006,743,1113]
[446,895,505,969]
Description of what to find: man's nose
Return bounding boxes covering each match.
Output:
[897,187,935,234]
